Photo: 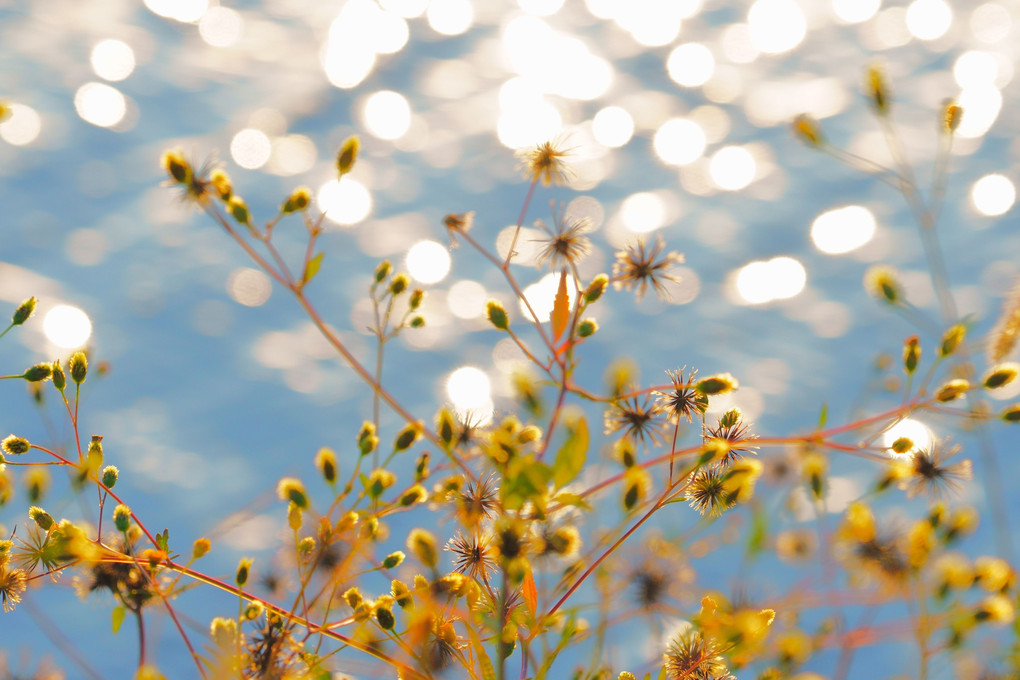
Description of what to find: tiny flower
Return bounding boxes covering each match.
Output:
[517,138,574,186]
[192,537,211,560]
[695,372,739,396]
[367,469,396,498]
[227,195,250,225]
[604,396,668,446]
[935,378,970,402]
[409,289,425,310]
[656,367,709,424]
[612,237,684,301]
[22,363,52,382]
[0,567,27,612]
[939,323,967,357]
[534,211,593,270]
[28,506,54,531]
[399,484,427,506]
[389,273,409,296]
[394,422,422,452]
[51,360,65,391]
[903,335,920,374]
[382,551,405,569]
[161,149,191,184]
[577,318,598,338]
[1,435,30,455]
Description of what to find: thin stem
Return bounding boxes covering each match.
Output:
[504,176,539,268]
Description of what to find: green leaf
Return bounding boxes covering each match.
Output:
[502,456,551,511]
[156,529,169,553]
[304,252,324,284]
[552,416,588,489]
[817,403,828,429]
[111,605,126,634]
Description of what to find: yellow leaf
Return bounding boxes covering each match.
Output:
[551,269,569,342]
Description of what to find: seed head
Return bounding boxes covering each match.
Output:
[1,435,30,455]
[516,139,574,186]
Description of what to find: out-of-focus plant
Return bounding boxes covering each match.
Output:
[1,65,1019,680]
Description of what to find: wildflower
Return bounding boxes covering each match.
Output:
[276,477,308,509]
[517,139,573,186]
[160,149,218,204]
[585,274,609,303]
[446,531,497,582]
[687,466,734,517]
[210,168,232,200]
[622,466,652,511]
[456,474,500,528]
[534,211,593,269]
[69,351,87,385]
[0,567,26,612]
[695,373,739,396]
[864,265,902,304]
[444,211,475,247]
[612,237,684,301]
[899,443,973,499]
[903,335,920,374]
[703,409,758,466]
[192,537,211,560]
[1,435,29,455]
[663,629,733,680]
[399,484,427,506]
[394,421,422,452]
[604,396,668,446]
[236,557,252,587]
[974,556,1014,592]
[656,367,709,424]
[975,594,1015,625]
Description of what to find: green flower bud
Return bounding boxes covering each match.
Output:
[984,363,1019,390]
[696,373,739,395]
[584,274,608,303]
[277,477,308,509]
[409,316,425,328]
[12,297,36,326]
[1001,404,1020,423]
[161,149,190,184]
[113,503,132,532]
[891,437,913,454]
[374,260,391,283]
[935,379,970,402]
[102,465,119,488]
[382,551,405,569]
[375,603,395,630]
[281,186,311,213]
[409,289,425,310]
[865,265,901,304]
[69,351,87,385]
[29,506,53,531]
[939,323,966,357]
[904,336,920,374]
[337,136,360,176]
[577,318,598,338]
[367,469,396,498]
[235,557,253,587]
[719,407,742,429]
[394,422,422,452]
[486,300,509,330]
[1,435,30,455]
[436,408,455,449]
[358,421,377,456]
[392,579,412,608]
[23,363,52,382]
[210,169,232,200]
[228,196,250,225]
[389,274,409,296]
[298,536,316,556]
[406,528,438,569]
[399,484,427,506]
[315,447,338,485]
[415,452,430,480]
[51,360,66,391]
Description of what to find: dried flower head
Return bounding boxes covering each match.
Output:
[703,410,758,466]
[663,628,733,680]
[0,567,26,612]
[445,531,497,582]
[899,442,973,499]
[687,466,734,518]
[612,237,684,301]
[534,208,593,270]
[517,139,574,186]
[656,367,709,424]
[604,396,668,446]
[456,474,500,528]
